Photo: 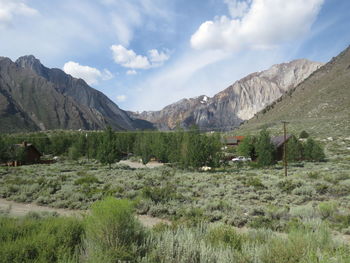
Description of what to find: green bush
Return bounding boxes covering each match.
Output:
[205,224,244,250]
[84,197,147,262]
[244,177,266,190]
[277,179,303,194]
[318,201,337,219]
[0,216,83,263]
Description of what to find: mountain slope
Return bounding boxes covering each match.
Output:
[0,56,153,132]
[134,59,323,130]
[238,46,350,137]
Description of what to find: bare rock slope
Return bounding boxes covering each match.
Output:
[134,59,323,130]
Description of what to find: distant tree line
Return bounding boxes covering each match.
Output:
[237,129,325,166]
[0,127,222,169]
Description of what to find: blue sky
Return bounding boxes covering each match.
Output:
[0,0,349,111]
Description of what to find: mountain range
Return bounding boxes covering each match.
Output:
[132,59,323,131]
[238,45,350,137]
[1,46,349,134]
[0,55,153,133]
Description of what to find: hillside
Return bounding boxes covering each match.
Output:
[0,56,153,132]
[238,46,350,137]
[133,59,323,130]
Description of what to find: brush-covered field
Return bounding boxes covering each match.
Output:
[0,136,350,262]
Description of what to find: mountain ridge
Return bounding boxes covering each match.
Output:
[132,59,323,130]
[0,55,153,133]
[237,45,350,137]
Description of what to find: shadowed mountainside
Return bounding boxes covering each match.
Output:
[0,55,153,133]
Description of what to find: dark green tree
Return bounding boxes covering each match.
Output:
[237,135,256,160]
[0,134,8,162]
[255,129,275,166]
[304,138,325,161]
[299,130,310,139]
[98,127,121,168]
[286,136,303,162]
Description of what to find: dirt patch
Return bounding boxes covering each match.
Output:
[0,198,170,228]
[118,160,164,169]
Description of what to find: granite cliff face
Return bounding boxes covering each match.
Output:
[134,59,323,130]
[0,55,153,132]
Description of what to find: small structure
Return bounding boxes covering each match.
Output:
[8,142,42,166]
[271,135,292,161]
[221,136,245,147]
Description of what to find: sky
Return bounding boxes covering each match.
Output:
[0,0,349,111]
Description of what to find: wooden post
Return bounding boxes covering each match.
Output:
[282,121,289,177]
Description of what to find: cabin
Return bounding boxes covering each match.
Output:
[271,135,292,161]
[8,142,42,166]
[221,136,245,147]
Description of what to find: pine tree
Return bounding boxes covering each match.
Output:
[256,129,275,166]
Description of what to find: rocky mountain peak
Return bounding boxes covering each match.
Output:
[15,55,47,77]
[133,59,323,130]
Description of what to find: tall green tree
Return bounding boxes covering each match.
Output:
[98,127,121,168]
[0,134,8,162]
[287,136,303,162]
[304,138,325,161]
[256,129,275,166]
[237,135,256,159]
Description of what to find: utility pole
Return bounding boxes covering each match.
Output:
[282,121,289,177]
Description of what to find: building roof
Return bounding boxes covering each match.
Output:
[271,135,292,148]
[14,143,42,156]
[221,136,245,145]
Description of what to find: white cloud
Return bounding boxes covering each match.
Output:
[0,0,38,27]
[126,69,137,75]
[102,0,172,46]
[148,49,170,65]
[116,95,127,102]
[191,0,324,51]
[111,45,150,69]
[111,44,170,69]
[101,69,114,80]
[63,61,114,85]
[224,0,251,18]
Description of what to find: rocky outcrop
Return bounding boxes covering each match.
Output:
[134,59,323,130]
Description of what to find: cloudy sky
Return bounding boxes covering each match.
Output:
[0,0,349,111]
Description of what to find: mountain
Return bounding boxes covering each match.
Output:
[133,59,323,131]
[0,55,153,133]
[238,46,350,137]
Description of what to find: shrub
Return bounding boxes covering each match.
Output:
[0,216,83,263]
[205,224,244,250]
[318,201,337,219]
[84,197,146,262]
[277,179,303,194]
[244,177,266,190]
